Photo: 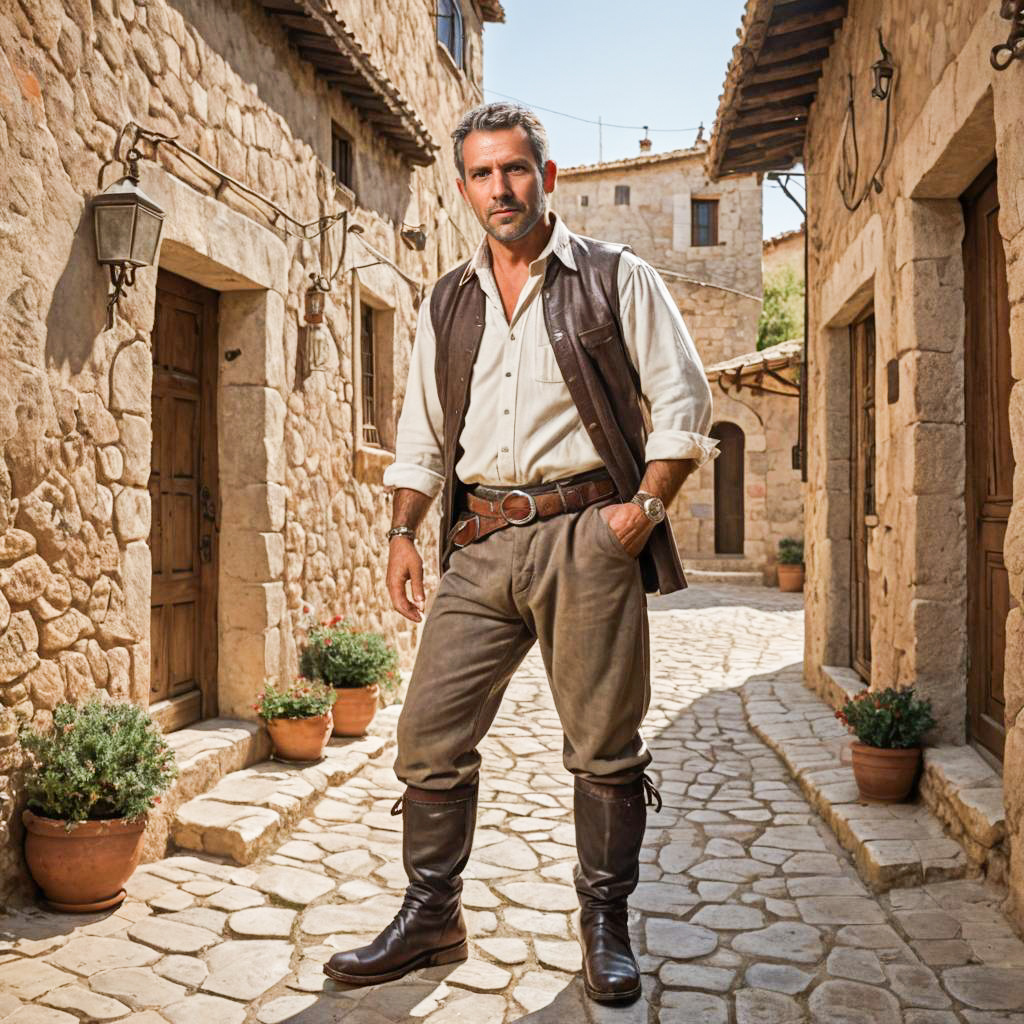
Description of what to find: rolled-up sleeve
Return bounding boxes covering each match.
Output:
[618,253,718,467]
[381,297,446,497]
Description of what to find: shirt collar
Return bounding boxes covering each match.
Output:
[459,212,576,286]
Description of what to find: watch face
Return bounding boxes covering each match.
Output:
[645,497,665,522]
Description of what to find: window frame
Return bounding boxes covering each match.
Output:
[691,197,720,247]
[331,123,354,195]
[359,302,380,448]
[436,0,465,72]
[614,185,630,206]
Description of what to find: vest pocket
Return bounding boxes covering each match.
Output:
[577,321,617,350]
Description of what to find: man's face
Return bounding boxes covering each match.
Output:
[457,127,556,243]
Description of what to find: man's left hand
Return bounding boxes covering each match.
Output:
[599,503,656,558]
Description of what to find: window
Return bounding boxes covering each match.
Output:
[331,124,353,191]
[360,304,380,446]
[614,185,630,206]
[437,0,464,70]
[691,198,719,246]
[579,195,589,207]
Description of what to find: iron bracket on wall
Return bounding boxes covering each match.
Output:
[837,30,897,213]
[992,0,1024,69]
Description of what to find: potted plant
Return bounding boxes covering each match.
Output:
[299,617,399,736]
[20,699,179,912]
[777,537,805,592]
[836,687,936,802]
[255,678,336,762]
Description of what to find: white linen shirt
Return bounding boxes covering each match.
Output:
[382,214,718,497]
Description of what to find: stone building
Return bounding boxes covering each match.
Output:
[0,0,501,899]
[711,0,1024,921]
[762,225,805,280]
[555,147,803,580]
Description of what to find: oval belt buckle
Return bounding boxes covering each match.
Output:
[498,489,538,526]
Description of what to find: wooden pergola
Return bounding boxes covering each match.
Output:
[709,0,848,178]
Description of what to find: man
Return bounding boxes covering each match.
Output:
[325,103,716,1005]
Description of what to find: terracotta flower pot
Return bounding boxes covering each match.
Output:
[777,563,805,592]
[23,809,147,912]
[332,683,379,737]
[851,743,921,802]
[266,711,333,762]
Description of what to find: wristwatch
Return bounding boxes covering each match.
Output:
[387,525,416,543]
[630,492,666,524]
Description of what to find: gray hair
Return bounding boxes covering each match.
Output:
[451,102,549,180]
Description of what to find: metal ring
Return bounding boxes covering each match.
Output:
[452,514,480,549]
[498,490,538,526]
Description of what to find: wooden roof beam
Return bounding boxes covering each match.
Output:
[739,78,820,107]
[747,56,828,86]
[729,121,807,144]
[732,102,812,127]
[766,4,845,37]
[724,139,804,165]
[759,28,840,64]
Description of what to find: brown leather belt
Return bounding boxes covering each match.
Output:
[447,473,618,551]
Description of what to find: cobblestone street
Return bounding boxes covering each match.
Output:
[2,585,1024,1023]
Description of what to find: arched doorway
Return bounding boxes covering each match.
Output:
[711,422,745,554]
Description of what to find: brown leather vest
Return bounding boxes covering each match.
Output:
[429,230,687,595]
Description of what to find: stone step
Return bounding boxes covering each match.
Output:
[143,718,273,864]
[170,706,399,865]
[684,569,765,586]
[921,745,1007,880]
[741,672,968,892]
[820,664,868,711]
[682,556,762,573]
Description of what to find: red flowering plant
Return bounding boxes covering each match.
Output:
[254,679,336,720]
[299,616,399,695]
[835,687,936,749]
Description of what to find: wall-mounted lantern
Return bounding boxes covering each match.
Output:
[304,273,330,324]
[870,34,895,99]
[92,150,165,329]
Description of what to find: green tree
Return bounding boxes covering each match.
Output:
[757,265,804,350]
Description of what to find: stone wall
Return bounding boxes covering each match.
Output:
[555,148,763,367]
[678,383,803,577]
[762,227,805,281]
[0,0,487,901]
[799,1,1024,925]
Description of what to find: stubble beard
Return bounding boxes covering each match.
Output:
[480,190,547,244]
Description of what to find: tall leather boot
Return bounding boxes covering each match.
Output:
[573,774,661,1005]
[324,779,477,985]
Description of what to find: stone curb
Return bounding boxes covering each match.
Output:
[170,705,401,865]
[740,677,968,892]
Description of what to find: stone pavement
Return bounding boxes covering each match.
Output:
[2,583,1024,1023]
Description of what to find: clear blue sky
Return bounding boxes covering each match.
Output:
[481,1,805,239]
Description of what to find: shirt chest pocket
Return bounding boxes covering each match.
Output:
[532,336,565,383]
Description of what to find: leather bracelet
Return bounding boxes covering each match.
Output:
[387,525,416,543]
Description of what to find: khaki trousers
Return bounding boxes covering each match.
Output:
[395,501,652,789]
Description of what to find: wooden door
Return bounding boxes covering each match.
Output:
[149,270,219,731]
[712,422,745,554]
[964,162,1015,762]
[850,312,875,683]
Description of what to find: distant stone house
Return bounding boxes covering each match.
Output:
[762,226,805,281]
[711,0,1024,922]
[0,0,502,899]
[555,146,803,580]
